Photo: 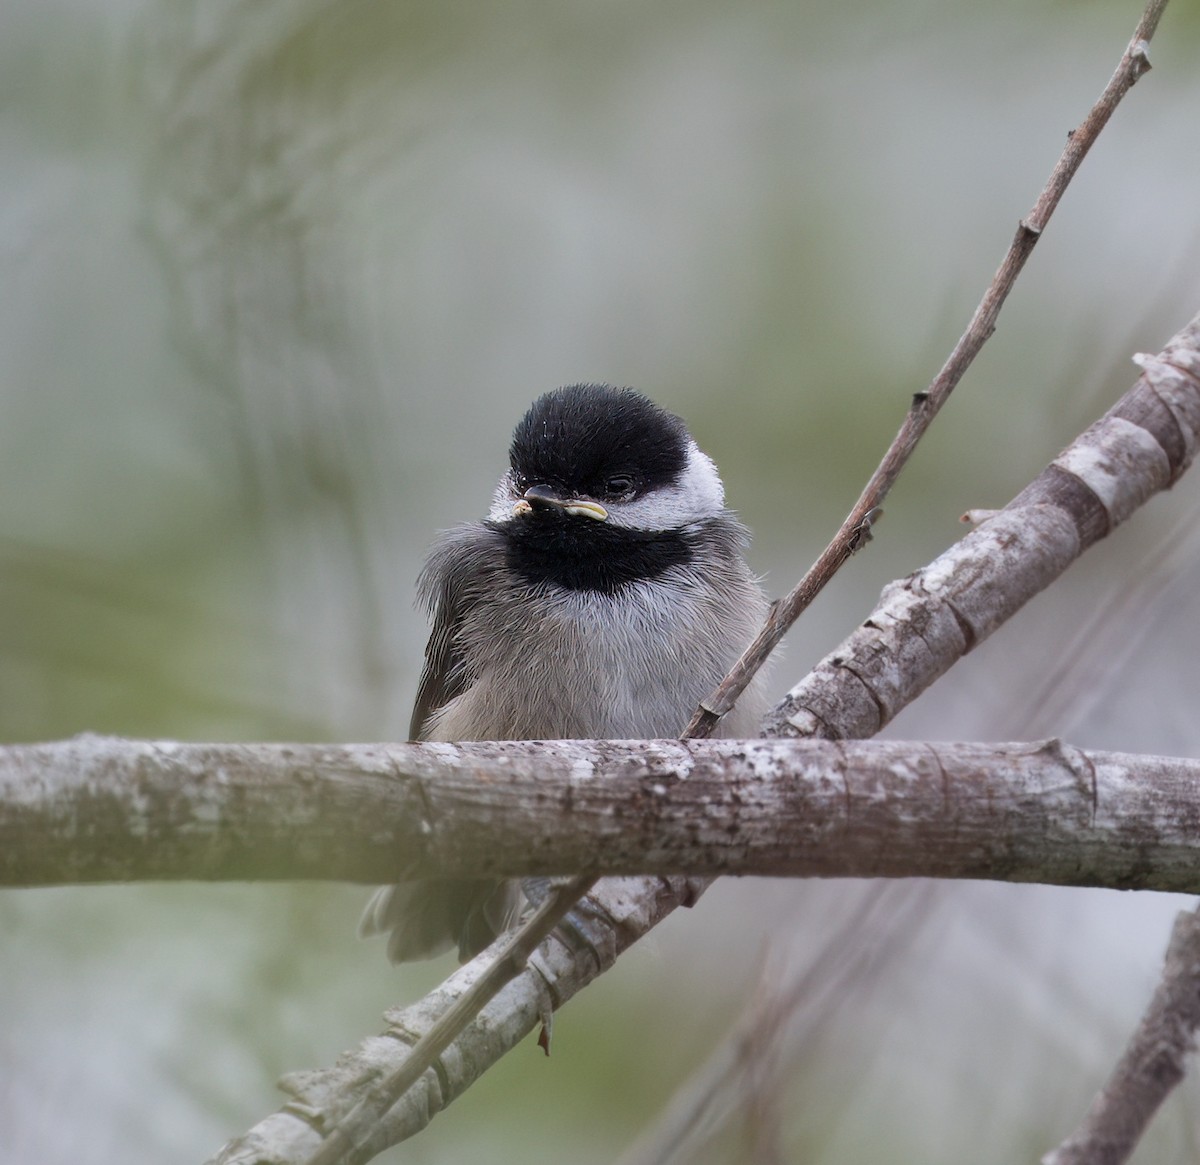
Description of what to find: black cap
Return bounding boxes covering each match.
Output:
[509,384,689,500]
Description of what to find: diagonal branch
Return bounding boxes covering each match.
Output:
[209,874,703,1165]
[301,874,598,1165]
[765,314,1200,739]
[1042,903,1200,1165]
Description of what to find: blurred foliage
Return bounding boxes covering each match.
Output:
[2,0,1200,1162]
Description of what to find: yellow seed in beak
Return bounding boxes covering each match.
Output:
[563,501,608,521]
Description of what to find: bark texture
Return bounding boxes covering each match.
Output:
[1043,906,1200,1165]
[7,736,1200,892]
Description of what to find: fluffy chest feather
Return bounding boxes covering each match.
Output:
[429,565,766,741]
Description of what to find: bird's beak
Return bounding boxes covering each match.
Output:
[515,484,608,521]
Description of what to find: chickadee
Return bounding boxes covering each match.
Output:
[360,383,770,963]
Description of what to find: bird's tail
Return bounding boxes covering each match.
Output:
[358,878,524,963]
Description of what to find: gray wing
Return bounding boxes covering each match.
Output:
[408,587,469,741]
[364,524,523,962]
[407,524,495,742]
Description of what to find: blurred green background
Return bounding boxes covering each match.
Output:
[3,1,1200,1162]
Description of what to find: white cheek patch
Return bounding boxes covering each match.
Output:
[488,470,524,523]
[607,440,727,530]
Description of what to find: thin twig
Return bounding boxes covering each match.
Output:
[303,874,597,1165]
[683,0,1170,739]
[1042,904,1200,1165]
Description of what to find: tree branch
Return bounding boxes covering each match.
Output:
[1043,904,1200,1165]
[9,736,1200,892]
[209,874,703,1165]
[301,873,599,1165]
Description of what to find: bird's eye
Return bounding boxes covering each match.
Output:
[604,474,636,499]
